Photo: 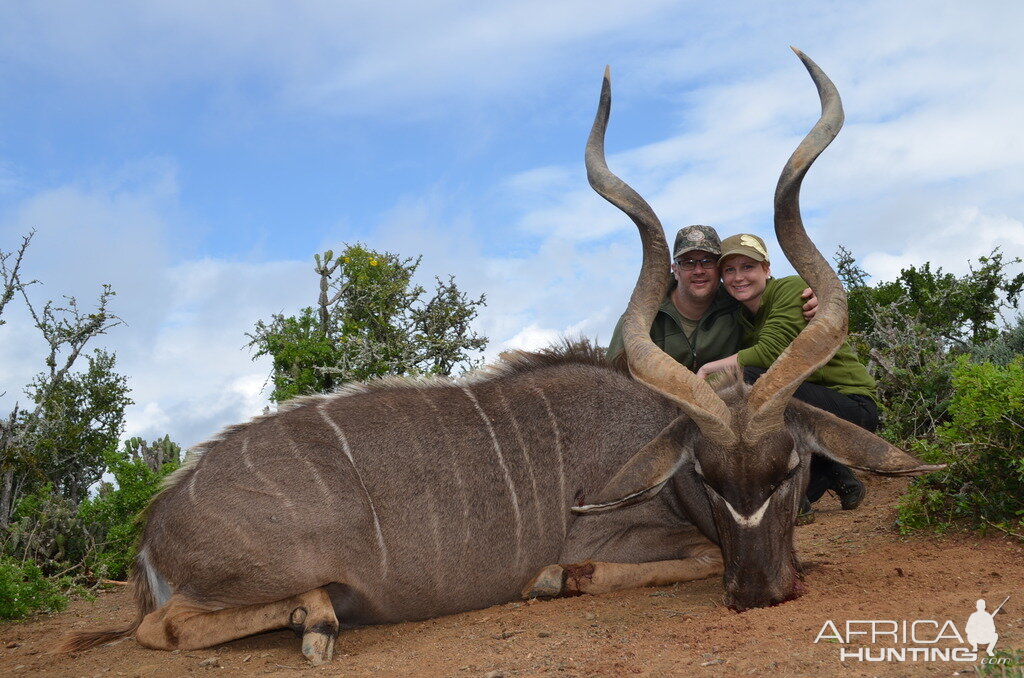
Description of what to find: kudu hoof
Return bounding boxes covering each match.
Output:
[291,605,338,665]
[301,625,337,665]
[523,564,566,599]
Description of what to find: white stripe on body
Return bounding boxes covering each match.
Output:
[318,403,390,578]
[495,385,545,539]
[460,385,524,569]
[531,384,568,539]
[383,401,446,603]
[187,460,200,504]
[283,432,334,508]
[418,390,473,559]
[241,439,297,515]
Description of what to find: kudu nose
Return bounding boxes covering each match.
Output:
[724,561,802,612]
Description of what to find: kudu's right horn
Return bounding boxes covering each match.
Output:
[744,48,848,446]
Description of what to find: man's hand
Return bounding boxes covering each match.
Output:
[801,287,818,321]
[696,354,739,379]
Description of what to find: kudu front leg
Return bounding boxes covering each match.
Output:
[523,545,723,599]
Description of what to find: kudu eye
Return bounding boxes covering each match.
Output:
[767,450,801,496]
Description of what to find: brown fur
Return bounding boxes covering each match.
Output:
[60,336,670,654]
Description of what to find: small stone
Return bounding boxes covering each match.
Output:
[6,642,20,649]
[484,671,505,678]
[538,631,551,638]
[198,657,220,668]
[584,612,596,621]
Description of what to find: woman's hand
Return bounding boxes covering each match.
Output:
[801,287,818,321]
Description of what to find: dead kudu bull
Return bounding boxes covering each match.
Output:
[63,50,941,664]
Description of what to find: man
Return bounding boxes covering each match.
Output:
[607,225,863,521]
[606,225,741,371]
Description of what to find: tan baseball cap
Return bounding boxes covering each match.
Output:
[719,233,770,264]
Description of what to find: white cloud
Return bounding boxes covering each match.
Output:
[0,169,310,449]
[0,0,679,117]
[498,1,1024,295]
[2,0,1023,454]
[498,324,562,354]
[860,208,1024,283]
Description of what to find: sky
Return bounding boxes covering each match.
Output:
[1,1,1022,450]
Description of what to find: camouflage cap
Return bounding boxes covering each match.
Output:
[672,225,722,260]
[719,233,771,264]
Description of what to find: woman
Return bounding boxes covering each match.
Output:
[697,233,878,517]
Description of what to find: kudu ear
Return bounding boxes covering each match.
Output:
[788,400,945,476]
[574,417,696,514]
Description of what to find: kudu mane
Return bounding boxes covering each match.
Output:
[159,338,626,496]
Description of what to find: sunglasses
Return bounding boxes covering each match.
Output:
[675,257,719,271]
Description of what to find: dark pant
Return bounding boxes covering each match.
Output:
[742,367,878,503]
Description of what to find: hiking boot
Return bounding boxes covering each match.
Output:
[796,497,815,525]
[833,467,865,510]
[808,455,865,510]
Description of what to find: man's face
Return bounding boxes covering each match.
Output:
[671,249,720,302]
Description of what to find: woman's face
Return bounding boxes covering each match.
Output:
[721,254,771,310]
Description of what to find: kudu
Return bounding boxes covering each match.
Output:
[63,49,940,665]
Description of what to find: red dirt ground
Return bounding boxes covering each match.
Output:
[1,476,1021,677]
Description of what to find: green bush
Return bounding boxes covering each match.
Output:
[76,437,181,580]
[897,357,1024,537]
[835,246,1023,446]
[0,556,69,620]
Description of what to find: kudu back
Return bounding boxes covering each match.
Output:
[62,50,941,664]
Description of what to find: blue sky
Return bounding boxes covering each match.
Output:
[1,1,1022,448]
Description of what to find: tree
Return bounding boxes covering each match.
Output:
[835,245,1024,443]
[837,246,1023,348]
[0,232,126,526]
[28,349,133,505]
[248,244,488,402]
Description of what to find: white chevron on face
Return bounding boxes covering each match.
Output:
[722,495,771,528]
